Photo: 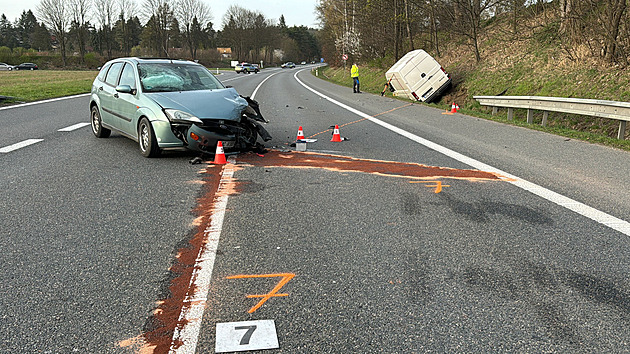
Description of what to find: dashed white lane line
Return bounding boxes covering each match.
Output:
[293,69,630,237]
[0,139,44,153]
[58,122,90,132]
[0,93,90,111]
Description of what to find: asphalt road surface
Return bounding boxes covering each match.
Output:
[1,65,629,353]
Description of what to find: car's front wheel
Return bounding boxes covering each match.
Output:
[138,117,160,158]
[91,105,111,138]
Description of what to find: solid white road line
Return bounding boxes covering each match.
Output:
[0,93,90,111]
[293,69,630,237]
[169,160,236,354]
[58,122,90,132]
[0,139,44,153]
[251,72,279,100]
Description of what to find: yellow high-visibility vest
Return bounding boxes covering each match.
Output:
[351,64,359,78]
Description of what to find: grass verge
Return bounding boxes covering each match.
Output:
[0,70,97,104]
[314,66,630,152]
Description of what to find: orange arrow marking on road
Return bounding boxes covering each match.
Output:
[410,180,450,193]
[227,273,295,313]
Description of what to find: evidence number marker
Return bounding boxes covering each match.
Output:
[215,320,279,353]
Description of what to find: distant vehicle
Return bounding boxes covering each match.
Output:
[281,62,296,69]
[300,61,307,65]
[14,63,38,70]
[0,62,15,71]
[235,62,259,74]
[385,49,451,103]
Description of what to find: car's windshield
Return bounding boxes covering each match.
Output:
[138,63,224,93]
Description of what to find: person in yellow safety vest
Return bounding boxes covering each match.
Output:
[351,63,361,93]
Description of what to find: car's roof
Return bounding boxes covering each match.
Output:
[106,57,199,66]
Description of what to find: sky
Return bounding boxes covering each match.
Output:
[1,0,320,29]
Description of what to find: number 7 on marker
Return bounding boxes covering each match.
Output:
[235,325,257,345]
[226,273,295,313]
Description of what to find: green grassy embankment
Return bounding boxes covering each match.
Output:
[0,70,97,103]
[316,11,630,152]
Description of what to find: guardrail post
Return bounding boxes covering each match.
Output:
[508,108,514,121]
[542,111,549,126]
[619,121,627,139]
[527,109,534,124]
[492,106,498,115]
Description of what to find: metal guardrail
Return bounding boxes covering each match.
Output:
[473,95,629,139]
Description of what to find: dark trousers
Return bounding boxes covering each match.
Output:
[353,77,360,92]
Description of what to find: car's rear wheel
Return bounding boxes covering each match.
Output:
[138,117,160,158]
[244,69,248,74]
[91,105,111,138]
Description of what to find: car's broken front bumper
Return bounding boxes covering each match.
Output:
[186,124,236,152]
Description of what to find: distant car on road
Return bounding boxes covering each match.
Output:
[300,61,307,65]
[14,63,38,70]
[235,63,259,74]
[281,62,296,68]
[0,62,15,71]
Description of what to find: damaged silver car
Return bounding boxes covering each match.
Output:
[89,57,271,157]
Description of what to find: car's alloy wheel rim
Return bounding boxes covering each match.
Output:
[91,109,100,134]
[140,124,149,152]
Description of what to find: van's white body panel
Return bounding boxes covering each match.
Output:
[385,49,451,103]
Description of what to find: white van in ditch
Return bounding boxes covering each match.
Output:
[385,49,451,103]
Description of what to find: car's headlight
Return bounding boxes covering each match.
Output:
[164,109,203,124]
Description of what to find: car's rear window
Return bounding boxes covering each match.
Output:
[138,63,224,92]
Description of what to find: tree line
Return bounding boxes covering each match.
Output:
[0,0,320,67]
[316,0,630,66]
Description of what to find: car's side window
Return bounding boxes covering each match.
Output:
[104,62,124,86]
[119,63,137,89]
[97,63,111,82]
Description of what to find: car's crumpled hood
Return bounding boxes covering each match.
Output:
[147,88,248,121]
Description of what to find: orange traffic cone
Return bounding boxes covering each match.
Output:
[331,125,342,142]
[456,104,460,112]
[213,141,227,164]
[450,103,457,113]
[296,126,305,141]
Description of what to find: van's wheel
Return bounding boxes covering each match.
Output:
[91,105,111,138]
[138,117,160,157]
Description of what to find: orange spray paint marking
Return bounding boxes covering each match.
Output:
[227,273,295,313]
[410,180,450,193]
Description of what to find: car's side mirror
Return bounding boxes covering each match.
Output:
[116,85,136,95]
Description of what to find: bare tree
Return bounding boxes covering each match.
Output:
[37,0,69,65]
[94,0,117,59]
[69,0,91,61]
[444,0,502,62]
[143,0,174,57]
[175,0,211,59]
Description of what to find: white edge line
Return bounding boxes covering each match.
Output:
[58,122,91,132]
[0,139,44,153]
[251,72,279,100]
[0,93,90,111]
[169,160,235,354]
[293,69,630,237]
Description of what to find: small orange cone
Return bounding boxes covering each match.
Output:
[450,103,457,113]
[296,126,305,141]
[213,141,227,164]
[331,125,342,142]
[456,104,460,112]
